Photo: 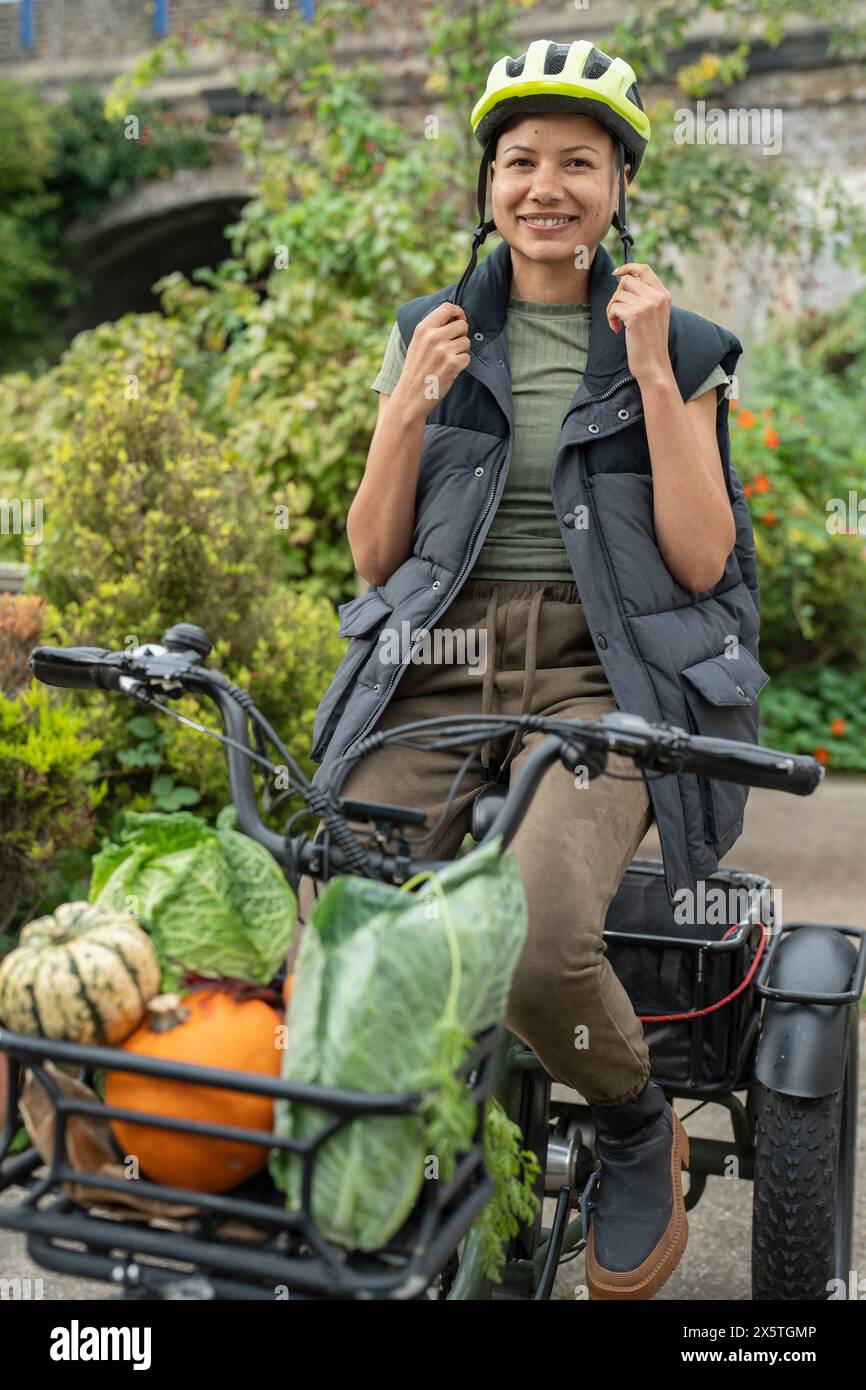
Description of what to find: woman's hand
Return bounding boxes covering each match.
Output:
[391,303,472,422]
[607,263,674,387]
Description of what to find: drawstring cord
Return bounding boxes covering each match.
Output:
[480,591,497,775]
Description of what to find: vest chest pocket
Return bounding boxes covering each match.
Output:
[310,589,395,761]
[679,647,770,844]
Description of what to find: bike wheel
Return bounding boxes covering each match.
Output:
[751,1006,858,1300]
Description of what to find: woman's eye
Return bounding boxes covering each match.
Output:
[509,158,591,169]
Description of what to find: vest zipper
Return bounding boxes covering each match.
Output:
[334,441,512,763]
[562,373,636,427]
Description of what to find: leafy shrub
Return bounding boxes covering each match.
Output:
[0,681,102,937]
[26,335,344,820]
[732,312,866,770]
[47,84,216,226]
[759,667,866,773]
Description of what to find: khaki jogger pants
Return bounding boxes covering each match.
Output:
[297,578,654,1105]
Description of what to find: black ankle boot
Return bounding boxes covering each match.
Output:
[580,1079,690,1300]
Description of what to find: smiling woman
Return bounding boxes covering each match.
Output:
[306,37,761,1305]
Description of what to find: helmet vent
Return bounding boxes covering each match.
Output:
[583,47,612,81]
[545,44,569,75]
[626,81,645,112]
[505,55,526,78]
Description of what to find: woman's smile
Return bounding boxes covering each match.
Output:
[518,214,579,235]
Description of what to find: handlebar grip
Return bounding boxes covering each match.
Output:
[684,736,823,795]
[29,646,122,691]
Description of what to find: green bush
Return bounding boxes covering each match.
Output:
[0,681,103,939]
[28,331,344,822]
[47,83,216,226]
[729,304,866,770]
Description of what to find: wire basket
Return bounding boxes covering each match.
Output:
[0,1022,503,1300]
[602,859,773,1091]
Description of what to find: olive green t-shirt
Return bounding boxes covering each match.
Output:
[371,299,729,581]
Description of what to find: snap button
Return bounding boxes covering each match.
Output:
[372,684,380,692]
[474,466,484,476]
[587,423,600,433]
[617,408,630,420]
[474,332,484,341]
[562,512,577,527]
[432,580,441,589]
[596,634,608,650]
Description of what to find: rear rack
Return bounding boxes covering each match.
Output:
[0,1024,503,1300]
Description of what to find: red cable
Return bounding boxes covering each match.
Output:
[636,919,769,1023]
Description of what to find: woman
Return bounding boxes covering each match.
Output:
[300,40,763,1299]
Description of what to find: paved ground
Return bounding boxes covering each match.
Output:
[2,777,864,1301]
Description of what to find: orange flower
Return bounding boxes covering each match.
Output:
[813,747,830,764]
[753,473,771,493]
[728,398,741,414]
[763,428,780,448]
[743,482,754,497]
[737,410,756,428]
[830,717,847,736]
[761,512,779,525]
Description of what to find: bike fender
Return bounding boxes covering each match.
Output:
[754,927,857,1100]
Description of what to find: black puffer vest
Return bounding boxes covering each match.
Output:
[310,236,766,904]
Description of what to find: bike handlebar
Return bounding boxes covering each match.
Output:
[29,638,824,885]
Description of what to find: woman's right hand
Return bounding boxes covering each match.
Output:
[391,303,471,421]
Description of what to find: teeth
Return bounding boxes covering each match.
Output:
[523,217,573,226]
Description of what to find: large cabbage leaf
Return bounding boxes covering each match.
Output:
[89,808,296,990]
[269,836,528,1251]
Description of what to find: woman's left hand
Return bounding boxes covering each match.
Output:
[607,263,673,385]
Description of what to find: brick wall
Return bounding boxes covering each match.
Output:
[0,0,266,68]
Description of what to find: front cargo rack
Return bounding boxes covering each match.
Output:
[0,1023,503,1300]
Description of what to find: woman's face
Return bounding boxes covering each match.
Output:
[489,111,630,267]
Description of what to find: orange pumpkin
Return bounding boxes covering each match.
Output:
[282,973,295,1008]
[105,990,282,1194]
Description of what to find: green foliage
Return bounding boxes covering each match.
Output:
[727,296,866,770]
[0,681,103,931]
[759,668,866,772]
[0,73,223,374]
[46,84,216,226]
[0,79,76,372]
[733,325,866,673]
[478,1096,542,1284]
[24,327,343,821]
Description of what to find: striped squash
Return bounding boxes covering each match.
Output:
[0,902,161,1045]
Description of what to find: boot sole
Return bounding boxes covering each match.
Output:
[585,1109,690,1301]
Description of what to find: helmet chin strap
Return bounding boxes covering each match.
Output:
[452,133,635,308]
[610,139,634,264]
[451,136,497,310]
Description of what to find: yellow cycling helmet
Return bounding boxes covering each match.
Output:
[452,40,651,307]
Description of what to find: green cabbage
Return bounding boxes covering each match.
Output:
[89,806,296,990]
[269,836,528,1252]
